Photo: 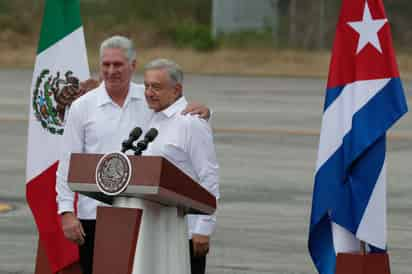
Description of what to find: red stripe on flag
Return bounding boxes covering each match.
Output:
[26,161,79,273]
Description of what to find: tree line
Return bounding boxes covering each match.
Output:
[277,0,412,50]
[0,0,411,50]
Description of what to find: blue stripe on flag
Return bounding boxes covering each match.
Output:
[308,215,336,274]
[324,85,345,111]
[332,136,385,232]
[309,78,407,274]
[341,78,407,170]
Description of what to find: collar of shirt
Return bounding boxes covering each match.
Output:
[156,96,188,119]
[96,82,145,107]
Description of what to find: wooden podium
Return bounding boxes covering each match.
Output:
[67,153,217,274]
[335,252,391,274]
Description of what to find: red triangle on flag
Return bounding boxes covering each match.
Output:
[327,0,400,89]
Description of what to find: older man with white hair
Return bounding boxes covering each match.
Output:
[142,58,220,274]
[56,36,211,274]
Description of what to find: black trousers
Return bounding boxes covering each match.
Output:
[78,220,206,274]
[189,239,207,274]
[79,220,96,274]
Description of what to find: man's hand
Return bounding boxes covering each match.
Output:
[61,212,85,245]
[181,102,210,120]
[192,234,210,257]
[55,78,100,121]
[79,78,100,96]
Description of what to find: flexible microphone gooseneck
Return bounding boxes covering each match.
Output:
[121,127,143,153]
[134,128,158,155]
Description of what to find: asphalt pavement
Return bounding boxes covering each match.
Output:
[0,69,411,274]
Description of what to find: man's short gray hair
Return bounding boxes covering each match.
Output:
[144,58,183,85]
[99,35,136,63]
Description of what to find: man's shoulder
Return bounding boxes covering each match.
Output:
[71,84,102,108]
[176,112,211,132]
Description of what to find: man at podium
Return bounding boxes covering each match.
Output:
[142,58,220,274]
[55,36,212,274]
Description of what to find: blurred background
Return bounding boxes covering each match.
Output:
[0,1,412,274]
[1,0,412,77]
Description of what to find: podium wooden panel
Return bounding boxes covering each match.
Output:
[335,253,391,274]
[93,207,142,274]
[68,154,216,215]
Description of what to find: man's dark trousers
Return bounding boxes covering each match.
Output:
[189,239,206,274]
[78,220,96,274]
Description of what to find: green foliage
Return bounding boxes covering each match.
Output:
[0,1,10,14]
[385,0,412,48]
[81,0,211,28]
[0,13,32,34]
[3,0,412,51]
[169,23,217,51]
[0,0,40,34]
[191,27,217,51]
[75,0,215,50]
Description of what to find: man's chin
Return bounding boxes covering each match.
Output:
[105,82,123,89]
[147,102,160,112]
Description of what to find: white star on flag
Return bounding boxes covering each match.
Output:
[347,1,388,54]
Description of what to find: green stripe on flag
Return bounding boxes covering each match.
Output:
[37,0,82,54]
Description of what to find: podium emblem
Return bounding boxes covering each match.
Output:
[95,152,132,196]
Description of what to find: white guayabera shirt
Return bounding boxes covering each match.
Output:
[56,82,152,219]
[143,96,220,239]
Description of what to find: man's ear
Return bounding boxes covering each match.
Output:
[130,59,137,71]
[174,83,183,97]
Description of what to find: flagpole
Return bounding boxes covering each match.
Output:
[360,241,366,255]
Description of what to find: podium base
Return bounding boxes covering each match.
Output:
[335,253,390,274]
[114,197,190,274]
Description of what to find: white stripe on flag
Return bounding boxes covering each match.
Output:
[332,221,361,253]
[331,160,386,253]
[26,27,89,182]
[316,78,390,171]
[356,161,386,248]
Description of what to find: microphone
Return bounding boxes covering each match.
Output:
[121,127,142,153]
[134,128,158,155]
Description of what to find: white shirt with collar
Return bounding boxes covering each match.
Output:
[56,82,153,219]
[143,96,220,239]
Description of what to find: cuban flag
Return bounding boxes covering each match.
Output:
[308,1,408,274]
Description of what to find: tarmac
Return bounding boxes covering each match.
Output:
[0,203,12,213]
[0,69,411,274]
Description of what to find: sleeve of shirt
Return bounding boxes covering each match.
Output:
[56,101,85,214]
[186,117,220,236]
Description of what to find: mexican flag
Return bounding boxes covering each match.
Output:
[26,0,89,272]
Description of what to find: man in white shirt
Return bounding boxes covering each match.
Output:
[143,58,219,274]
[56,36,211,274]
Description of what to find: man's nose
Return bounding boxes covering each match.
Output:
[107,64,116,75]
[145,86,155,96]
